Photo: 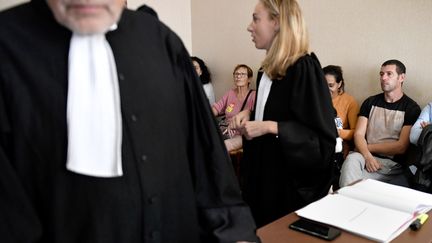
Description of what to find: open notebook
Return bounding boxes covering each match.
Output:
[296,179,432,242]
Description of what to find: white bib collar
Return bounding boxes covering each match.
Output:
[66,30,123,177]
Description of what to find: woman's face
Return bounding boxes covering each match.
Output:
[192,61,202,76]
[325,74,342,98]
[233,67,250,87]
[247,1,279,51]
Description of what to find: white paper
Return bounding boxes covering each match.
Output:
[296,179,432,242]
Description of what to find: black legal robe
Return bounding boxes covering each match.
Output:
[241,54,337,227]
[0,1,259,242]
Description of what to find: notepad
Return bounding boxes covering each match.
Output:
[296,179,432,242]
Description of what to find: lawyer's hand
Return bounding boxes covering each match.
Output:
[229,109,250,130]
[242,121,277,140]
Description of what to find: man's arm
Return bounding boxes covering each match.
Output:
[354,116,382,172]
[367,125,412,156]
[410,103,432,145]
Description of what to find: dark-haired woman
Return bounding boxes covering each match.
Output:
[191,56,215,104]
[323,65,359,158]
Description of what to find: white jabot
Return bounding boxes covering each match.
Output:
[66,30,123,177]
[254,72,273,121]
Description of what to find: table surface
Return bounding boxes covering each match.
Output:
[257,211,432,243]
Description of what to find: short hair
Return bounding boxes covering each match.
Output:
[323,65,345,93]
[260,0,309,80]
[191,56,212,84]
[381,59,406,75]
[137,4,159,19]
[233,64,254,78]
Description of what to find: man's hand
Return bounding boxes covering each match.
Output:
[364,154,381,172]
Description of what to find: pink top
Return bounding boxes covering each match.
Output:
[213,89,256,122]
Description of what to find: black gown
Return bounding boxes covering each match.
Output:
[0,1,259,242]
[241,54,337,227]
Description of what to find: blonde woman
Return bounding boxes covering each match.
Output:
[230,0,336,227]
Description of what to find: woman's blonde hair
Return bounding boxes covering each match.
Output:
[260,0,309,80]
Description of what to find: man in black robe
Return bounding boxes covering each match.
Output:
[0,0,259,242]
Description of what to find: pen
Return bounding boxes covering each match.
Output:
[410,213,429,231]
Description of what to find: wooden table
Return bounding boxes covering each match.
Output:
[257,211,432,243]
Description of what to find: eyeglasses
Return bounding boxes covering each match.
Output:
[233,72,248,77]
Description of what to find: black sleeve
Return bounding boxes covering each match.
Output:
[404,100,421,126]
[165,30,260,243]
[359,96,374,118]
[0,64,42,242]
[277,54,337,168]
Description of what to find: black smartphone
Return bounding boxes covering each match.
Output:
[289,218,341,241]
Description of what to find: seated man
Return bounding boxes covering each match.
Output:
[339,60,421,187]
[410,102,432,145]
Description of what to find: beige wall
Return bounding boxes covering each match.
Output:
[0,0,27,9]
[0,0,193,52]
[191,0,432,108]
[2,0,431,108]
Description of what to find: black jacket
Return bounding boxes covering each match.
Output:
[412,125,432,192]
[241,54,337,227]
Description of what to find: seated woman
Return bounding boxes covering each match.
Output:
[410,102,432,145]
[191,56,215,104]
[323,65,359,159]
[212,64,256,152]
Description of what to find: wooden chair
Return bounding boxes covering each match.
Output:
[229,148,243,184]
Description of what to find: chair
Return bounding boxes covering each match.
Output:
[229,148,243,184]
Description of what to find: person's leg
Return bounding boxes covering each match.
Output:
[339,152,366,187]
[371,157,403,183]
[340,154,401,187]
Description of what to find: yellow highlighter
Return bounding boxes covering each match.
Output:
[410,214,429,231]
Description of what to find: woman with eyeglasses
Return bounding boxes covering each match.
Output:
[229,0,336,227]
[212,64,256,152]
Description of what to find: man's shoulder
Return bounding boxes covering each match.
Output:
[362,93,383,105]
[118,9,186,54]
[400,93,420,108]
[0,1,31,16]
[0,1,33,29]
[0,1,56,41]
[120,9,180,40]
